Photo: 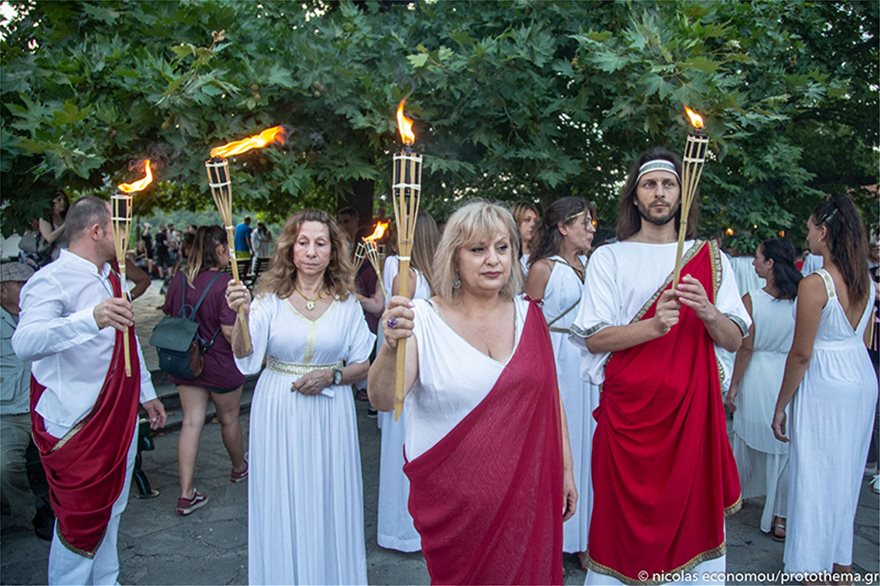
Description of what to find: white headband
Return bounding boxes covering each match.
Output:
[636,160,680,183]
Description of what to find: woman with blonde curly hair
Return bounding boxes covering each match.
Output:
[369,200,576,584]
[226,209,375,585]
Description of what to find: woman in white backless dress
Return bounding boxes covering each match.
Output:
[772,198,878,574]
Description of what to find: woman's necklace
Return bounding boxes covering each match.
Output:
[295,286,324,311]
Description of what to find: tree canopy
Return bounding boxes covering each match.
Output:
[2,0,877,249]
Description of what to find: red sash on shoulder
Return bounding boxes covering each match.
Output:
[404,300,563,585]
[30,269,140,557]
[587,242,741,583]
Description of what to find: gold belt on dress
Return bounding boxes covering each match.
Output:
[265,356,342,376]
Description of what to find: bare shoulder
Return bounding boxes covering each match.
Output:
[797,274,827,305]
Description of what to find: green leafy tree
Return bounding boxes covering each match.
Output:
[2,0,876,252]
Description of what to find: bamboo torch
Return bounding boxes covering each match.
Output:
[392,98,422,421]
[114,159,154,377]
[671,106,709,288]
[205,126,286,355]
[362,220,389,294]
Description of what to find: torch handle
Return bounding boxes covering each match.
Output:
[118,259,133,377]
[225,227,253,354]
[393,258,411,422]
[671,212,689,289]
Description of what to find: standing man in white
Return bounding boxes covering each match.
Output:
[570,148,749,584]
[12,196,166,585]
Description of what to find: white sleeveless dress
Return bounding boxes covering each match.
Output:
[234,294,375,585]
[541,256,599,553]
[377,269,431,552]
[784,269,877,572]
[732,289,794,533]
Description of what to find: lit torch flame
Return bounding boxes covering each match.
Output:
[210,126,286,158]
[117,160,154,193]
[364,220,390,242]
[684,106,705,130]
[396,98,415,145]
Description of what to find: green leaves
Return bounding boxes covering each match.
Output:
[0,0,875,245]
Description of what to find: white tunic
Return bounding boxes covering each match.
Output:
[732,289,794,533]
[377,269,431,552]
[569,241,750,585]
[405,296,528,461]
[569,241,751,386]
[718,255,765,391]
[540,256,599,554]
[784,270,877,572]
[235,294,375,585]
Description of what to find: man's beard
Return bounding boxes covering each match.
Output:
[636,199,680,226]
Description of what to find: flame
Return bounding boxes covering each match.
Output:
[684,106,704,129]
[210,126,286,158]
[724,227,735,237]
[396,98,415,145]
[364,220,390,242]
[117,160,154,193]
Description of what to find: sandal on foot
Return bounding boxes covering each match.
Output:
[771,519,786,542]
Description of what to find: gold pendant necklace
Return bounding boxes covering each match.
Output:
[295,287,323,311]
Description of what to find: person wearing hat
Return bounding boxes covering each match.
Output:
[0,262,54,540]
[12,196,166,585]
[569,147,750,584]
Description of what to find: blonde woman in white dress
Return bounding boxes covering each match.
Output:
[726,237,802,540]
[377,212,440,552]
[226,210,375,585]
[773,197,877,575]
[525,196,598,568]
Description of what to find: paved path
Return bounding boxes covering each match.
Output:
[2,281,877,584]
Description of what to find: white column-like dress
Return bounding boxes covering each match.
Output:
[784,270,877,572]
[235,293,375,585]
[731,289,794,533]
[377,269,431,552]
[541,256,599,554]
[569,241,751,585]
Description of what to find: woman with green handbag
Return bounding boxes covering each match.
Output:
[161,225,247,516]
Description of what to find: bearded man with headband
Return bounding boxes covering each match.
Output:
[570,147,750,584]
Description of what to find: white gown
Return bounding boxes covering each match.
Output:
[235,294,375,585]
[570,241,751,585]
[731,289,793,533]
[405,296,528,460]
[541,256,599,554]
[784,270,877,572]
[377,269,430,552]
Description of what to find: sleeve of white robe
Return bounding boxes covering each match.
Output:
[344,297,377,365]
[568,245,619,385]
[714,253,753,384]
[234,294,275,375]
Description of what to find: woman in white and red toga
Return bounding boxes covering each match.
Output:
[368,200,577,585]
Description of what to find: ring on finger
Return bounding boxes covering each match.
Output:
[387,317,399,329]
